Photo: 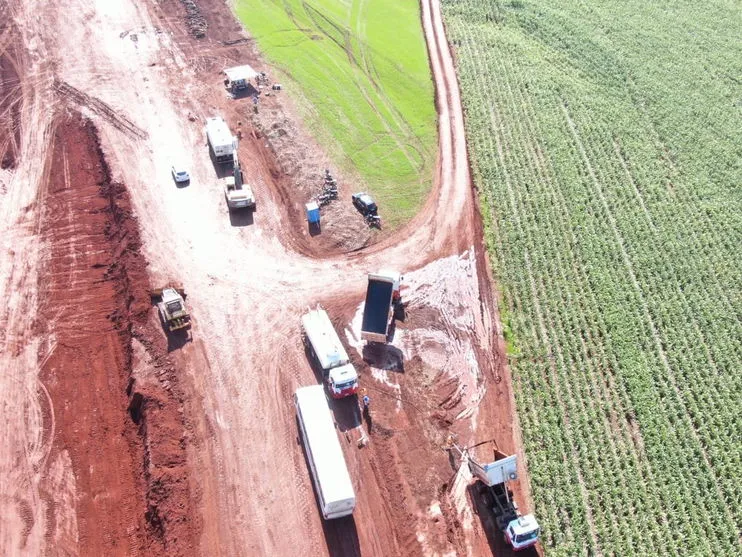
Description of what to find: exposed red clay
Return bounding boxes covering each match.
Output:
[36,113,199,557]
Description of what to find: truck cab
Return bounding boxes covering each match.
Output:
[327,363,359,399]
[505,514,540,551]
[302,308,359,399]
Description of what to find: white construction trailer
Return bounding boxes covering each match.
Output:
[294,385,356,520]
[205,116,236,162]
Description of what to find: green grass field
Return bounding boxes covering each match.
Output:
[235,0,436,228]
[442,0,741,554]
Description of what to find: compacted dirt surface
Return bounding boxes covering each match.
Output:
[0,0,538,555]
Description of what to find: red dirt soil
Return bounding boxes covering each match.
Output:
[36,112,199,556]
[0,24,22,172]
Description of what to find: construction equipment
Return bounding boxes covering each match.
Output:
[205,116,237,162]
[151,286,191,332]
[447,437,540,551]
[302,308,359,398]
[224,144,255,210]
[360,271,401,343]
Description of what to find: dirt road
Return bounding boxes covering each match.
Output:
[0,0,534,555]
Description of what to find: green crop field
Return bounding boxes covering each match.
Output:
[441,0,741,554]
[235,0,437,228]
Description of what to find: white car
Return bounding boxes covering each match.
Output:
[171,165,190,183]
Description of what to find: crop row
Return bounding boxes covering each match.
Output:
[442,0,741,554]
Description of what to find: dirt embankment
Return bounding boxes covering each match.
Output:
[0,27,22,172]
[36,112,199,556]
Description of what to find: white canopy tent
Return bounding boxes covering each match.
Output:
[223,64,259,86]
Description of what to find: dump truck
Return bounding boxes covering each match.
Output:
[302,308,359,398]
[223,146,255,210]
[294,385,356,519]
[360,271,401,343]
[205,116,236,162]
[151,286,190,332]
[450,439,540,551]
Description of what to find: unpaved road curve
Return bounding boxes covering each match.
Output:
[0,0,534,555]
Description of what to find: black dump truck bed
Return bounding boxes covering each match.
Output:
[361,279,393,335]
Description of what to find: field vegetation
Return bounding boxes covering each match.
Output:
[236,0,437,228]
[441,0,741,554]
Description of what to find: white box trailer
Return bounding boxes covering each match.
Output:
[294,385,356,520]
[205,116,236,162]
[302,308,358,398]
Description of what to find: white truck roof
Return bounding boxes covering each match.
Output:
[510,514,539,536]
[294,386,355,512]
[374,270,401,284]
[327,363,358,386]
[302,308,351,370]
[205,117,234,148]
[224,64,259,83]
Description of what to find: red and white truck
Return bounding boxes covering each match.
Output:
[302,308,359,398]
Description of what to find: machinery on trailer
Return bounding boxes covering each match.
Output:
[151,286,191,332]
[205,116,236,162]
[223,145,255,210]
[360,271,402,343]
[448,438,540,551]
[302,308,359,398]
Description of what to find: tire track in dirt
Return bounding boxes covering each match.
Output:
[35,111,200,557]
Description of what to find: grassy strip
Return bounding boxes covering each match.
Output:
[235,0,437,228]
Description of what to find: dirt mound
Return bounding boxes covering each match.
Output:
[36,112,199,556]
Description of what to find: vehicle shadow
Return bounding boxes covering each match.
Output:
[362,342,404,373]
[308,221,321,236]
[294,418,361,556]
[175,179,191,189]
[322,515,361,557]
[166,329,192,352]
[228,208,254,227]
[328,395,361,433]
[468,483,539,557]
[228,82,259,100]
[208,147,234,178]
